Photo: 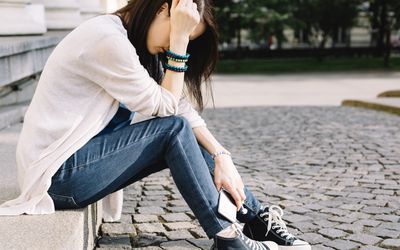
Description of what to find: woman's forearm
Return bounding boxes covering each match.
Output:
[192,126,230,157]
[161,37,189,102]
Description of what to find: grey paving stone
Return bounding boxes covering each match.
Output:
[133,214,159,223]
[368,227,400,239]
[323,239,361,250]
[139,200,167,207]
[380,239,400,249]
[327,216,357,224]
[298,233,327,244]
[187,239,213,250]
[283,214,313,223]
[334,224,364,234]
[318,228,348,239]
[164,222,197,231]
[97,235,132,249]
[359,246,386,250]
[160,240,200,249]
[164,230,194,240]
[373,214,400,223]
[353,219,381,227]
[160,213,191,222]
[136,223,167,234]
[339,204,365,211]
[189,228,208,239]
[101,223,136,236]
[346,233,382,245]
[134,233,168,247]
[165,206,191,213]
[311,245,335,250]
[292,222,320,233]
[379,222,400,231]
[137,207,166,215]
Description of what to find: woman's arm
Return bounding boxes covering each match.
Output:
[192,126,228,156]
[193,126,246,211]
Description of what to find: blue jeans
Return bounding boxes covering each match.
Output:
[48,110,262,238]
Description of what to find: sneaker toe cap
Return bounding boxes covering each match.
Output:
[263,241,279,250]
[293,239,311,249]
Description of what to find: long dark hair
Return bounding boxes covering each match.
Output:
[113,0,218,112]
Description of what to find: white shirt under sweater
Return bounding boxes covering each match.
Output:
[0,14,207,221]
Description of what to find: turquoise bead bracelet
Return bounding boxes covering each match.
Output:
[162,61,188,72]
[165,49,190,60]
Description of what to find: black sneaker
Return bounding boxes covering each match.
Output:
[211,223,278,250]
[243,205,311,250]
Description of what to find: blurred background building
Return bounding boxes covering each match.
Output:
[0,0,399,110]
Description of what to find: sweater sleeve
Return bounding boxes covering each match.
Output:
[178,95,207,128]
[77,34,178,117]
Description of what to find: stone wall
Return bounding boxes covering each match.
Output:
[0,0,106,108]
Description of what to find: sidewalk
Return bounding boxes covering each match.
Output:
[96,74,400,249]
[206,72,400,107]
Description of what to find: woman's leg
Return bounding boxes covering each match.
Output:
[48,115,231,238]
[116,143,263,224]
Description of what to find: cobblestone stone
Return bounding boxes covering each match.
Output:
[318,228,348,239]
[187,239,213,250]
[164,222,197,231]
[97,235,132,249]
[134,233,168,247]
[160,213,191,222]
[137,206,166,215]
[163,230,194,240]
[346,234,382,245]
[380,239,400,249]
[323,239,361,250]
[160,240,200,249]
[95,107,400,249]
[132,214,159,223]
[101,223,136,236]
[136,223,167,234]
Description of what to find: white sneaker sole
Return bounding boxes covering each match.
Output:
[278,244,312,250]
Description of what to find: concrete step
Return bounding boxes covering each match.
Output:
[342,97,400,116]
[0,106,101,249]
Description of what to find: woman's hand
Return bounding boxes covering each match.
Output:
[213,155,247,211]
[169,0,201,42]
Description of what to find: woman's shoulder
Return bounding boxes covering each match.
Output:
[74,14,127,39]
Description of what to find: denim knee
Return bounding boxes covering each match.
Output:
[161,115,191,133]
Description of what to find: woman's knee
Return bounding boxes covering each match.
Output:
[162,115,192,134]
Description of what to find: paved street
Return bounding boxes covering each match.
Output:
[206,72,400,107]
[96,106,400,249]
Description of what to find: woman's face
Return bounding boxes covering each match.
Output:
[147,2,206,55]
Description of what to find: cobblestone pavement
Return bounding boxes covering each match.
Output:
[95,107,400,250]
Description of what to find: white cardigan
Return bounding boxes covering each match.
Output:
[0,14,206,221]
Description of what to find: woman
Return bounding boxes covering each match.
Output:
[0,0,311,249]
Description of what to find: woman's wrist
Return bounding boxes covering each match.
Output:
[212,150,232,162]
[169,36,189,54]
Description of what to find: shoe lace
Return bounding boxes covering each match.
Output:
[233,223,267,250]
[259,205,295,241]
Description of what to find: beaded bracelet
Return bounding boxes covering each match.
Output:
[166,49,190,60]
[166,55,188,63]
[162,61,188,72]
[211,150,231,160]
